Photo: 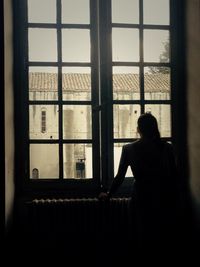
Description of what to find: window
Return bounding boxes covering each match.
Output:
[15,0,176,194]
[41,109,46,133]
[32,168,39,179]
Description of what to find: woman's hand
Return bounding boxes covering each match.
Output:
[98,192,110,201]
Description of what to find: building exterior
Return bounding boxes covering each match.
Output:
[29,72,170,179]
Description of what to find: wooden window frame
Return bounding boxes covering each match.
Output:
[13,0,185,197]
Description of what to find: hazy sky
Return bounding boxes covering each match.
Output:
[28,0,170,72]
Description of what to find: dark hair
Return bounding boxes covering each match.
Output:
[137,113,161,141]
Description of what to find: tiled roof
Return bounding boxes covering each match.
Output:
[29,72,170,92]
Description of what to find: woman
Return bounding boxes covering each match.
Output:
[99,113,178,249]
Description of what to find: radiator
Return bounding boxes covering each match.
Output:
[25,197,135,246]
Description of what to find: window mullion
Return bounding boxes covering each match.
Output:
[57,0,63,180]
[99,0,113,190]
[139,0,145,114]
[90,0,101,187]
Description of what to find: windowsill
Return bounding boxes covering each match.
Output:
[17,177,135,199]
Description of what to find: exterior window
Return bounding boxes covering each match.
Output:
[32,168,39,179]
[14,0,177,193]
[76,159,86,179]
[112,0,171,181]
[41,110,46,133]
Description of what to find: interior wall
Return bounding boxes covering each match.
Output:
[4,0,15,232]
[3,0,200,238]
[186,0,200,229]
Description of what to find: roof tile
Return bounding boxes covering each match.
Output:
[29,72,170,92]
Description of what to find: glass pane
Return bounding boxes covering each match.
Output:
[112,0,139,24]
[29,105,59,139]
[145,105,171,137]
[112,28,139,62]
[144,30,169,63]
[29,67,58,100]
[114,143,133,177]
[63,144,92,179]
[30,144,59,178]
[28,0,56,23]
[28,28,57,62]
[143,0,169,25]
[62,29,90,62]
[62,67,91,100]
[144,67,170,100]
[114,105,140,138]
[63,105,92,139]
[113,67,140,100]
[62,0,90,24]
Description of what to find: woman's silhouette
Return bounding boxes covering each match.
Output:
[99,113,178,250]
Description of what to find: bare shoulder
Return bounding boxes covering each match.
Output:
[123,140,141,151]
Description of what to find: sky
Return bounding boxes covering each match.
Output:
[28,0,170,73]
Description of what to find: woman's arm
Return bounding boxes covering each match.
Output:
[107,145,129,197]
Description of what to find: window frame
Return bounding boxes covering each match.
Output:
[14,0,101,196]
[100,0,173,191]
[13,0,182,197]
